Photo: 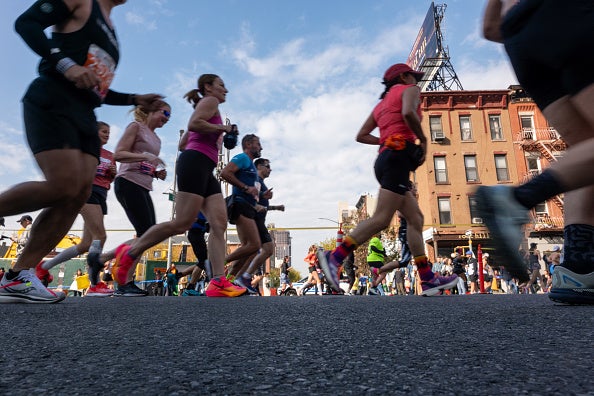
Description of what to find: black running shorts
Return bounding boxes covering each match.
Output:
[176,149,221,197]
[502,0,594,109]
[22,77,100,158]
[374,149,414,195]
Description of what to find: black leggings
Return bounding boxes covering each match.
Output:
[114,177,156,237]
[187,228,207,266]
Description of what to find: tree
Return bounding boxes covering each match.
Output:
[268,268,280,288]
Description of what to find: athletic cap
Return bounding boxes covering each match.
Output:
[552,246,561,252]
[465,250,473,255]
[383,63,425,82]
[17,215,32,223]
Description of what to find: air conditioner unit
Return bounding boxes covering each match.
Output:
[433,131,445,142]
[472,217,483,224]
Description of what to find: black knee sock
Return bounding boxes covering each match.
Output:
[513,169,565,209]
[562,224,594,274]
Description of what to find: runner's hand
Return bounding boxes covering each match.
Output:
[64,65,100,89]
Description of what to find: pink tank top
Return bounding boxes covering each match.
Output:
[373,84,422,152]
[185,114,224,163]
[116,121,162,191]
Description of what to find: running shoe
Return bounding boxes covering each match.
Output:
[235,274,259,295]
[85,282,114,297]
[35,261,53,287]
[368,286,380,295]
[112,244,135,285]
[549,266,594,305]
[205,277,246,297]
[181,288,202,296]
[0,269,65,303]
[113,281,148,297]
[316,248,342,292]
[421,274,459,296]
[474,185,530,283]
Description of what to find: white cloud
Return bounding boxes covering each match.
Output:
[457,56,518,90]
[125,11,157,31]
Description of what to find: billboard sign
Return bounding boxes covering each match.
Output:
[406,2,441,71]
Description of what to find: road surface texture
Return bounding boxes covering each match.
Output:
[0,294,592,395]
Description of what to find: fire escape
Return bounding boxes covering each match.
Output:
[516,127,567,232]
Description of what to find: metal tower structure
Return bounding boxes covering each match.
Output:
[409,3,463,92]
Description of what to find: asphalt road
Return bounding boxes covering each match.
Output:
[0,294,592,395]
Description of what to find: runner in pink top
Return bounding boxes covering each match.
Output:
[111,74,245,297]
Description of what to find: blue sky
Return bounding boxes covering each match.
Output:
[0,0,516,273]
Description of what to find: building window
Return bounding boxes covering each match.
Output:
[535,202,547,215]
[430,116,445,141]
[494,154,510,181]
[468,196,482,223]
[434,156,448,183]
[520,114,534,139]
[438,197,452,225]
[464,155,479,182]
[489,115,503,140]
[460,115,473,141]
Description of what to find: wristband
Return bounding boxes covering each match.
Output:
[241,185,249,192]
[56,56,77,74]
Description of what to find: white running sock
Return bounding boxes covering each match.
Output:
[41,245,82,270]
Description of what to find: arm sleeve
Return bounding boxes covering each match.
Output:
[370,246,385,255]
[14,0,73,67]
[104,90,134,106]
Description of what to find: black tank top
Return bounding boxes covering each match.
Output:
[39,0,120,106]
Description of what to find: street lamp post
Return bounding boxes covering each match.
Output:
[318,218,343,247]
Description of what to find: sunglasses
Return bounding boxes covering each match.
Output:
[162,110,171,118]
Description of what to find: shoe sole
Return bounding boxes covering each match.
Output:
[548,288,594,305]
[205,288,246,297]
[316,250,340,291]
[474,187,529,283]
[113,293,148,297]
[85,292,114,297]
[0,293,66,304]
[421,277,459,297]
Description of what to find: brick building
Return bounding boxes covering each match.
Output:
[411,87,565,261]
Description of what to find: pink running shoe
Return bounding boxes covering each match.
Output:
[421,274,459,296]
[85,282,114,297]
[113,244,134,285]
[205,277,246,297]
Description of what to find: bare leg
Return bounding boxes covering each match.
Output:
[201,193,228,279]
[125,191,202,282]
[225,215,261,263]
[6,150,96,271]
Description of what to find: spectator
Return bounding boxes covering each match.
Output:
[279,256,292,294]
[10,215,33,259]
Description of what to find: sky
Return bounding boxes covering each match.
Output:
[0,0,517,274]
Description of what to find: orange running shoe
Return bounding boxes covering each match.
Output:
[205,277,246,297]
[113,244,134,285]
